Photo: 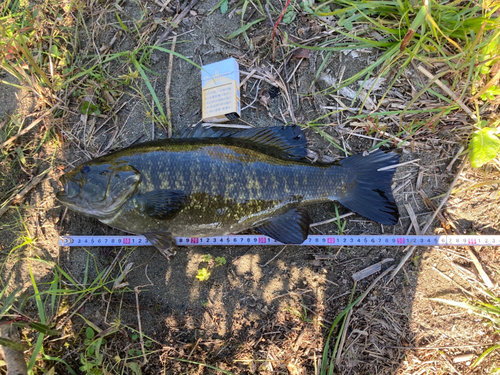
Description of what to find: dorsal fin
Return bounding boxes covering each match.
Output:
[174,123,308,161]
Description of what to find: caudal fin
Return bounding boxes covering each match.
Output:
[337,149,400,225]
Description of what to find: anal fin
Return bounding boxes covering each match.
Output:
[255,208,311,244]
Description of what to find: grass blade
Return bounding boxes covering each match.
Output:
[227,18,265,39]
[0,286,21,316]
[0,337,29,351]
[471,343,500,368]
[27,263,45,372]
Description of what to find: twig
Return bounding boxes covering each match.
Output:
[330,262,396,370]
[0,168,51,218]
[388,156,467,282]
[354,265,396,307]
[241,79,262,111]
[155,0,198,45]
[135,285,152,366]
[286,58,304,83]
[260,246,287,267]
[469,69,500,102]
[465,247,494,288]
[386,342,500,350]
[377,159,420,171]
[165,35,177,138]
[187,338,201,359]
[310,213,354,227]
[404,203,421,235]
[272,0,291,41]
[326,291,350,303]
[446,145,465,172]
[417,65,477,121]
[0,109,54,150]
[352,259,394,282]
[239,69,256,88]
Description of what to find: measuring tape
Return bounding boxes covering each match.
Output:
[59,234,500,247]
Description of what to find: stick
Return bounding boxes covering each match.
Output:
[446,145,465,172]
[165,35,177,138]
[386,342,500,350]
[0,324,28,375]
[352,259,394,282]
[0,169,51,218]
[260,246,287,267]
[0,109,54,150]
[388,156,467,282]
[377,159,420,171]
[310,213,354,228]
[134,285,152,366]
[469,69,500,102]
[466,247,494,288]
[405,204,421,235]
[417,65,477,121]
[155,0,198,46]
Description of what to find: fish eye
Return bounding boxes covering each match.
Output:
[82,165,91,173]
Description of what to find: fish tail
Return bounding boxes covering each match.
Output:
[336,148,400,225]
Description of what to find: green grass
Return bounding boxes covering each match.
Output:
[292,0,500,163]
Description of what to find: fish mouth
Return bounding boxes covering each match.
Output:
[56,175,80,202]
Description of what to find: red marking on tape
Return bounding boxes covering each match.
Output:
[190,238,199,244]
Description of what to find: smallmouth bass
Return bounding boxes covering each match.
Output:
[57,125,400,256]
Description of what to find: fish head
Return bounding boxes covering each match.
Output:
[56,161,141,218]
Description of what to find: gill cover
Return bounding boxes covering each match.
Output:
[56,161,141,218]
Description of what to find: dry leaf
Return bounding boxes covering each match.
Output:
[293,48,310,59]
[358,77,386,92]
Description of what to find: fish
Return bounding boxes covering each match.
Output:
[56,124,400,257]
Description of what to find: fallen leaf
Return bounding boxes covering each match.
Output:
[293,48,310,59]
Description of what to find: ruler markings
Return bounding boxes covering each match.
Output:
[58,235,500,247]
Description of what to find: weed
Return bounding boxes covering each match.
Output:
[334,204,347,235]
[195,268,212,281]
[196,254,227,281]
[469,118,500,168]
[215,256,227,267]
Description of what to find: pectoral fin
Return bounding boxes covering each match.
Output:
[139,190,187,220]
[144,232,177,258]
[255,208,311,244]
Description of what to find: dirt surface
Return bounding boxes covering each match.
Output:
[1,0,499,374]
